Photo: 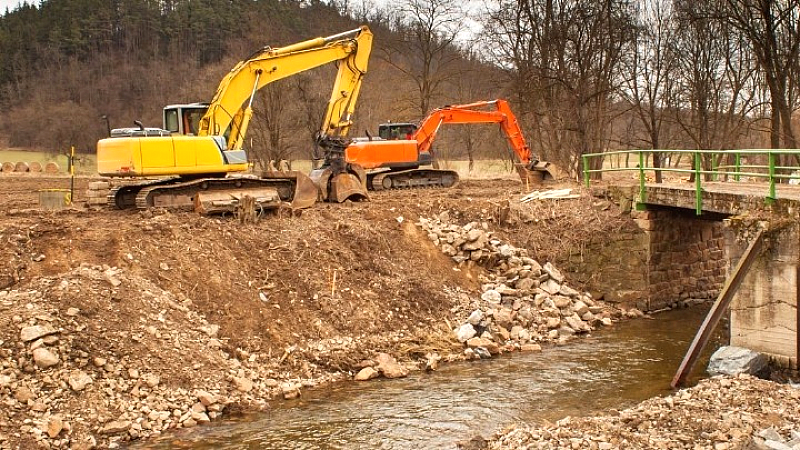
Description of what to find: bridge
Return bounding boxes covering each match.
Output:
[582,149,800,371]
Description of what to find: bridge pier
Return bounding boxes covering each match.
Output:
[634,209,727,311]
[725,221,799,369]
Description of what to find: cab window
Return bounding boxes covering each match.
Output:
[164,110,179,133]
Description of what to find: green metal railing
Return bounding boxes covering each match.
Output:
[582,149,800,215]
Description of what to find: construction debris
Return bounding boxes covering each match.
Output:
[520,188,580,203]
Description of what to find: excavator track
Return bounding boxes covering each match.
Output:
[107,178,181,209]
[134,177,298,210]
[368,169,459,192]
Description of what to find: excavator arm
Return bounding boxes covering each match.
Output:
[413,100,535,166]
[200,26,372,149]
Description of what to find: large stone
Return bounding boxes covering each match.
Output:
[142,373,160,388]
[68,370,93,391]
[232,376,253,392]
[541,279,561,295]
[708,346,769,377]
[565,316,589,333]
[543,262,565,283]
[572,300,590,316]
[546,317,561,329]
[196,390,217,407]
[494,308,514,331]
[466,229,485,242]
[462,238,486,252]
[20,325,58,342]
[47,416,64,438]
[481,290,502,304]
[521,343,542,352]
[516,278,535,291]
[441,244,458,257]
[467,310,484,326]
[354,367,379,381]
[99,420,131,434]
[559,285,580,298]
[466,337,490,348]
[376,353,408,379]
[553,296,571,309]
[456,323,477,342]
[32,348,59,368]
[14,387,35,402]
[281,383,301,399]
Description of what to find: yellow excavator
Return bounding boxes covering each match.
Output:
[97,26,372,212]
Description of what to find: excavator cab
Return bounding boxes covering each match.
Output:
[378,123,417,140]
[163,104,209,136]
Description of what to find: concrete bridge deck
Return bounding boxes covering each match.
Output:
[640,181,800,215]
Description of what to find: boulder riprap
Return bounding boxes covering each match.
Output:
[489,375,800,449]
[708,346,770,378]
[418,217,626,358]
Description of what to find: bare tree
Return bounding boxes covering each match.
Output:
[250,81,293,170]
[380,0,463,118]
[720,0,800,149]
[619,0,679,182]
[673,0,760,178]
[485,0,637,177]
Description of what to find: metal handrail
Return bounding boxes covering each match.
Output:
[582,149,800,215]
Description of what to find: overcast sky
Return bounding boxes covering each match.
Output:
[1,0,27,12]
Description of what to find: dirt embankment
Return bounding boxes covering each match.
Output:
[0,175,736,449]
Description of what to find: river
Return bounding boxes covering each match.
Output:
[131,306,723,449]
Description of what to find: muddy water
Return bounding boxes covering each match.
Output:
[135,307,722,449]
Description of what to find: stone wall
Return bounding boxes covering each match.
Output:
[562,232,649,307]
[638,209,727,310]
[727,222,799,369]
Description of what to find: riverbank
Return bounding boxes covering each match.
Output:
[489,374,800,449]
[0,178,640,449]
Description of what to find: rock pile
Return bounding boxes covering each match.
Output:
[489,375,800,449]
[0,265,342,449]
[418,216,636,359]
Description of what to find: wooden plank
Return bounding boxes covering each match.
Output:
[671,229,765,388]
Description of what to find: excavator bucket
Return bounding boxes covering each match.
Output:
[309,165,370,203]
[515,161,567,186]
[255,170,318,209]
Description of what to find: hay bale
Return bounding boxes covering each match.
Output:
[29,161,43,172]
[1,162,14,172]
[44,162,60,174]
[14,162,30,172]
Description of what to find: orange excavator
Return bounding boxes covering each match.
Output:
[312,99,562,201]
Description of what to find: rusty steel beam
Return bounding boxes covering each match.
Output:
[671,229,765,388]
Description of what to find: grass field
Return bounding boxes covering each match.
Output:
[0,149,97,175]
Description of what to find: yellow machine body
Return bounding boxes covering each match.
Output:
[97,135,248,177]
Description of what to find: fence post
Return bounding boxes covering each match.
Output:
[638,151,647,204]
[695,151,702,215]
[734,152,741,182]
[582,154,590,188]
[767,151,776,205]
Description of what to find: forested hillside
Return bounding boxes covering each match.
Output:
[0,0,503,167]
